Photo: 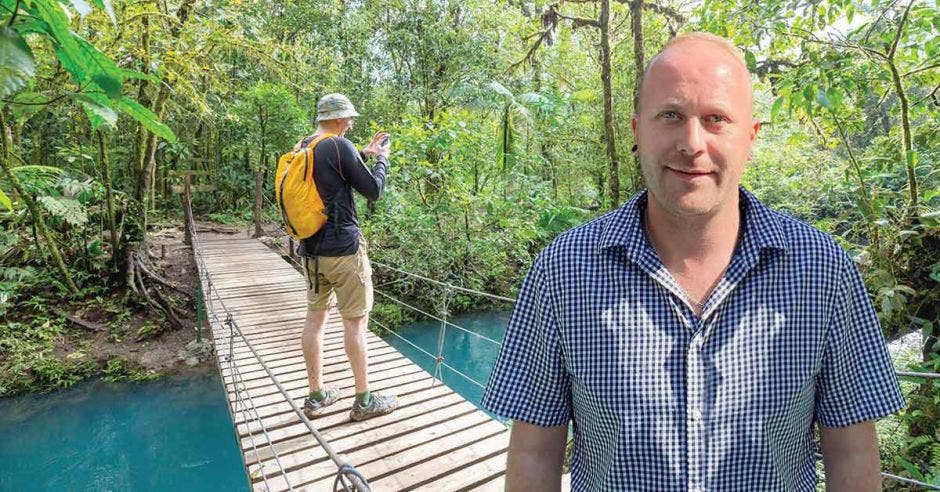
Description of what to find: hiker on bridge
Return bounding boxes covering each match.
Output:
[482,32,904,491]
[298,93,398,422]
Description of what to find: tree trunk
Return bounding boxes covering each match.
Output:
[599,0,621,209]
[136,86,170,249]
[0,111,79,295]
[253,111,267,238]
[97,130,120,270]
[630,0,646,193]
[253,161,264,238]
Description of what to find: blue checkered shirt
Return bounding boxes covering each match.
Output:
[482,188,904,491]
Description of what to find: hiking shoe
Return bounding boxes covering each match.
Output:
[349,393,398,421]
[303,388,340,418]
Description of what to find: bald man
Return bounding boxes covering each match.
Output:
[482,32,903,491]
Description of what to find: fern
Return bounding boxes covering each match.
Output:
[37,196,87,226]
[0,266,36,282]
[931,443,940,475]
[9,165,66,196]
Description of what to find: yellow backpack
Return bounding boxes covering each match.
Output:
[274,133,335,240]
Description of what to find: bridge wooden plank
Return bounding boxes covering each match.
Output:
[196,234,509,492]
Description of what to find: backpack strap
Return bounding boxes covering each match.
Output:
[329,138,345,181]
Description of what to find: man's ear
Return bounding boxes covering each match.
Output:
[631,114,639,135]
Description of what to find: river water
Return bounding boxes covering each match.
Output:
[0,369,248,491]
[378,310,510,410]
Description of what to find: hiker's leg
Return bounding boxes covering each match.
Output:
[303,308,329,392]
[343,315,370,394]
[303,255,333,394]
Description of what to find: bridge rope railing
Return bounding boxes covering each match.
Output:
[255,198,939,490]
[189,201,369,492]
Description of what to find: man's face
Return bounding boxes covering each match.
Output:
[631,42,759,219]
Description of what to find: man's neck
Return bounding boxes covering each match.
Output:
[644,194,741,312]
[645,196,740,264]
[315,124,343,137]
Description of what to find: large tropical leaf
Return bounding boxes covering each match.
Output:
[0,188,12,211]
[115,96,177,143]
[68,92,117,130]
[74,34,123,97]
[29,0,82,72]
[0,27,36,98]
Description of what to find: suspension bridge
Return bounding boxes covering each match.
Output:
[183,191,940,491]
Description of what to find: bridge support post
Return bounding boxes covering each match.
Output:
[432,286,454,386]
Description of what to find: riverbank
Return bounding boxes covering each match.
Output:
[0,222,235,397]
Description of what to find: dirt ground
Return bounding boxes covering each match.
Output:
[53,222,249,375]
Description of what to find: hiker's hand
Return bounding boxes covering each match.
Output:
[363,131,390,158]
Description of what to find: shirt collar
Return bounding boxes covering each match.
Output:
[598,187,789,262]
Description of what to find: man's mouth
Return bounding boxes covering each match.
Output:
[667,167,713,180]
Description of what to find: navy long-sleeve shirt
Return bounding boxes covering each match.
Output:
[298,135,388,257]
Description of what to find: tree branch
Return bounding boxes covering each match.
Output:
[903,62,940,77]
[887,0,914,60]
[557,12,600,29]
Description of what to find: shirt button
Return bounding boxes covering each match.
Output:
[690,409,703,421]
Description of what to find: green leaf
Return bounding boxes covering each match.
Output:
[825,87,843,108]
[571,89,596,103]
[487,81,513,99]
[815,88,832,109]
[37,196,87,226]
[68,92,117,130]
[74,35,123,98]
[744,50,757,73]
[771,96,785,122]
[90,0,117,24]
[30,0,83,72]
[119,68,160,84]
[115,96,177,143]
[0,27,37,98]
[0,188,12,211]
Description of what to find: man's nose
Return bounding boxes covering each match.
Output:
[676,118,706,156]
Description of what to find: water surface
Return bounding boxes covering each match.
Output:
[0,368,248,491]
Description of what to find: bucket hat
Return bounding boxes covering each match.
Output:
[316,93,360,121]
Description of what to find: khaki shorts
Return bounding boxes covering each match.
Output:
[303,241,374,319]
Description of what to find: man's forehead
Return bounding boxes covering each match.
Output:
[640,42,753,110]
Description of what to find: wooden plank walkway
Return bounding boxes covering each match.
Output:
[196,234,510,491]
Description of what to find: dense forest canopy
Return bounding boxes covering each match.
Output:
[0,0,937,486]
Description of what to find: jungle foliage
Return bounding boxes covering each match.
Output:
[0,0,937,485]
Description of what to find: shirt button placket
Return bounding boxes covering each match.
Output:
[687,334,705,492]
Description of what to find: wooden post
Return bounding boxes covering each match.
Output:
[182,173,192,245]
[169,170,212,246]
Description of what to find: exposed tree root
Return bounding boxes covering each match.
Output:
[126,250,193,335]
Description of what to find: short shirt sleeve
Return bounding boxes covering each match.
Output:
[481,255,572,427]
[815,255,905,427]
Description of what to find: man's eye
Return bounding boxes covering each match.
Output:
[660,111,679,119]
[705,115,729,123]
